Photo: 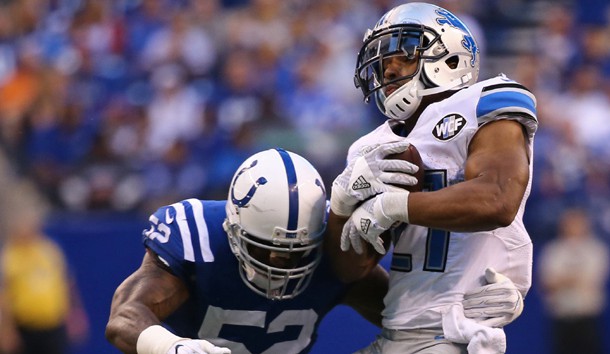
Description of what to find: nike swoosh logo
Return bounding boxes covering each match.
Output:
[174,344,183,353]
[166,209,174,224]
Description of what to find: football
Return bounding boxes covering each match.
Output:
[386,143,425,192]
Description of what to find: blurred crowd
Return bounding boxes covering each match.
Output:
[0,0,609,244]
[0,0,385,214]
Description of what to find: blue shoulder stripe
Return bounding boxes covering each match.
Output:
[475,81,538,137]
[476,83,537,125]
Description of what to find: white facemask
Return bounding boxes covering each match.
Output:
[243,263,286,292]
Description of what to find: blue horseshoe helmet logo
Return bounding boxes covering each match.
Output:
[231,160,268,207]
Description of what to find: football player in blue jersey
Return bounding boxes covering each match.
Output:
[106,148,524,354]
[327,2,537,354]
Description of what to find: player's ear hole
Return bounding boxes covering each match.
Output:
[445,56,459,69]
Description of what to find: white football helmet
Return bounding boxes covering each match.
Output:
[354,2,480,120]
[223,148,327,300]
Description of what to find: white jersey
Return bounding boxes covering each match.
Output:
[346,74,538,330]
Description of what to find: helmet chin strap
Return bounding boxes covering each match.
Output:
[418,71,474,97]
[417,84,451,97]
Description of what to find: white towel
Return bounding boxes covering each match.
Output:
[441,303,506,354]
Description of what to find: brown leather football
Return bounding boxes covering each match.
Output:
[386,143,425,192]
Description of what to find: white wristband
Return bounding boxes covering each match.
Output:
[137,325,181,354]
[380,191,410,224]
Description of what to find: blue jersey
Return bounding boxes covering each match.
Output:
[143,198,348,354]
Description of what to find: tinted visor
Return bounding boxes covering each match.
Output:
[361,29,422,64]
[355,25,441,100]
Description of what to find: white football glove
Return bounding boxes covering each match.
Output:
[330,141,419,217]
[340,197,390,255]
[168,340,231,354]
[340,192,411,255]
[137,325,231,354]
[462,268,524,328]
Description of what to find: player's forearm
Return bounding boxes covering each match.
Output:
[106,252,189,353]
[407,119,530,232]
[343,265,389,327]
[106,277,164,353]
[106,302,161,354]
[409,172,526,232]
[325,211,381,283]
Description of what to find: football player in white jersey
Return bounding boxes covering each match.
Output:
[327,2,537,354]
[106,148,522,354]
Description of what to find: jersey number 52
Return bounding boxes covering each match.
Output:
[198,306,317,354]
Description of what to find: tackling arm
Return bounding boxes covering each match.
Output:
[325,210,389,283]
[106,249,190,354]
[341,264,389,328]
[326,213,389,327]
